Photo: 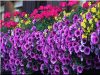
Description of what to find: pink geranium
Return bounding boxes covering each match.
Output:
[34,14,39,19]
[38,6,44,10]
[83,2,89,8]
[30,9,38,18]
[60,2,67,7]
[30,4,62,19]
[68,1,79,6]
[21,12,26,17]
[4,12,11,18]
[44,4,53,10]
[14,11,20,16]
[4,20,18,28]
[0,20,3,28]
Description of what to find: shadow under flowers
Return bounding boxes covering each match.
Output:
[1,69,100,75]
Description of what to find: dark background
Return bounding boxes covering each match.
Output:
[1,69,100,75]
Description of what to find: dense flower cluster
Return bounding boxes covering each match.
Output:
[30,4,62,19]
[1,1,100,75]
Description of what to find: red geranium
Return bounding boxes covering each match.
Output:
[83,2,89,8]
[4,20,18,28]
[21,12,26,17]
[0,20,3,28]
[38,6,44,10]
[4,12,11,18]
[14,11,20,16]
[68,1,79,6]
[60,2,67,7]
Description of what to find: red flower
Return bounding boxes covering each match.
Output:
[14,11,20,16]
[44,4,53,10]
[50,9,58,17]
[68,1,79,6]
[44,11,51,18]
[38,6,44,10]
[59,2,67,7]
[32,9,38,15]
[0,20,3,28]
[4,20,18,28]
[4,12,11,18]
[21,12,26,17]
[30,9,38,18]
[83,2,89,8]
[34,14,44,19]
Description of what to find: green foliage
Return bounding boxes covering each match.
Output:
[1,26,12,33]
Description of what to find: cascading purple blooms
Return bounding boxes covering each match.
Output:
[1,16,100,75]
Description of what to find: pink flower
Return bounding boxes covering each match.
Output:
[59,2,67,7]
[83,2,89,8]
[34,14,44,19]
[14,11,20,16]
[44,11,51,18]
[56,7,62,12]
[32,9,38,15]
[44,4,53,10]
[30,9,38,18]
[0,20,3,28]
[4,20,18,28]
[68,1,79,6]
[4,12,11,18]
[21,12,26,17]
[38,6,44,10]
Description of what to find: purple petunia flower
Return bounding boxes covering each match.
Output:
[32,19,36,24]
[74,45,80,53]
[81,38,87,45]
[65,19,70,25]
[74,30,81,37]
[97,27,100,36]
[91,36,99,44]
[19,68,26,74]
[50,56,57,64]
[86,59,91,65]
[4,64,10,71]
[62,66,69,75]
[79,45,85,52]
[68,46,74,55]
[77,66,83,73]
[96,20,100,28]
[84,47,90,55]
[31,26,37,31]
[40,64,45,71]
[73,14,78,22]
[32,65,38,71]
[54,65,60,72]
[95,48,100,56]
[24,43,30,50]
[86,12,92,20]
